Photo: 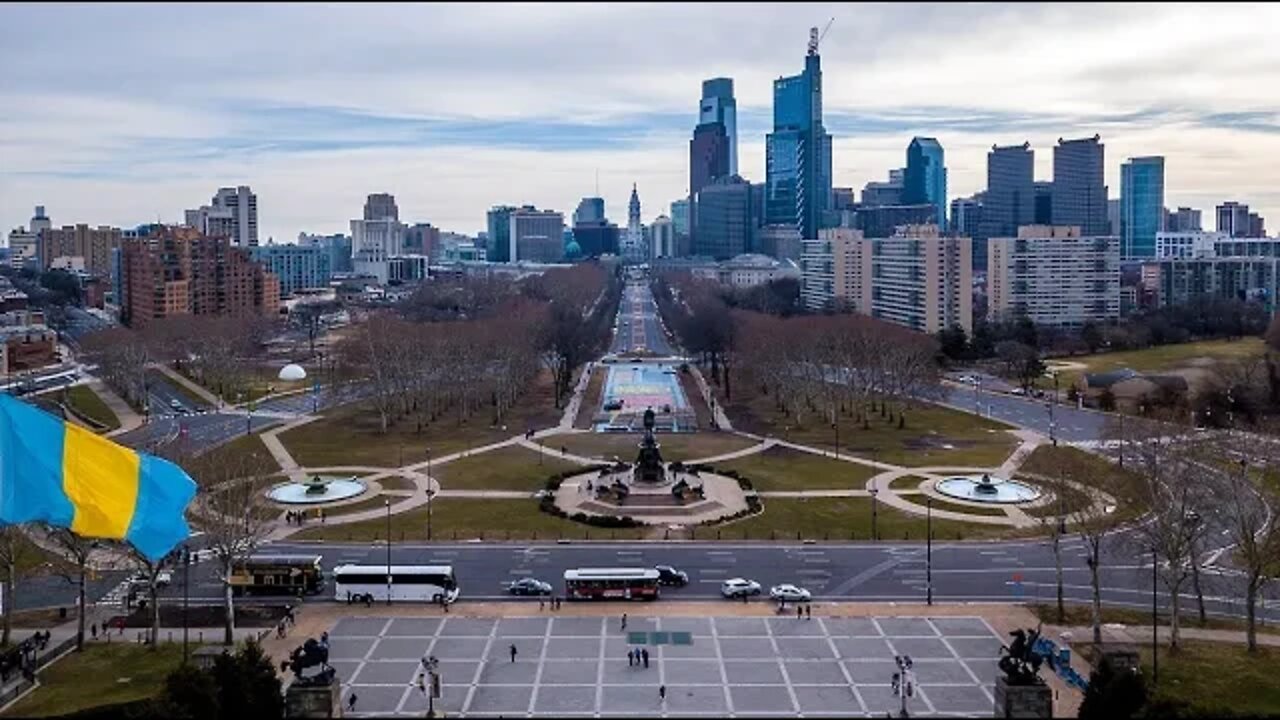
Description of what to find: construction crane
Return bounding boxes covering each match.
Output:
[808,17,835,56]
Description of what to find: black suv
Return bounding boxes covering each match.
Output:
[655,565,689,587]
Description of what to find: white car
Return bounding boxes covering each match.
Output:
[769,584,812,602]
[721,578,762,598]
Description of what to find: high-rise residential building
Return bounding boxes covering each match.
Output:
[1119,156,1165,259]
[988,225,1120,328]
[186,186,258,247]
[486,206,517,262]
[649,216,675,260]
[29,206,51,237]
[351,215,405,284]
[5,227,38,269]
[765,28,833,241]
[868,225,972,334]
[693,175,754,260]
[1249,212,1267,239]
[404,223,441,259]
[120,226,279,329]
[1216,202,1251,238]
[1166,207,1202,232]
[39,224,122,278]
[298,232,353,274]
[573,197,605,226]
[1157,256,1280,313]
[904,138,946,229]
[250,243,332,297]
[1155,231,1230,259]
[1033,182,1053,225]
[1052,135,1107,236]
[980,143,1035,271]
[950,196,983,241]
[363,193,399,222]
[509,206,565,263]
[800,227,871,312]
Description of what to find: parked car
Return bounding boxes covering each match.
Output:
[721,578,762,598]
[508,578,553,596]
[129,570,172,591]
[654,565,689,587]
[769,584,812,602]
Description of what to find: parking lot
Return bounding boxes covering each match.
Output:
[330,614,1003,717]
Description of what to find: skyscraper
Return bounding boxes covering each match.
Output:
[486,206,517,262]
[765,27,833,241]
[622,184,645,261]
[904,137,947,229]
[573,197,605,225]
[1167,207,1202,232]
[185,186,258,247]
[979,143,1035,270]
[1217,202,1251,238]
[1034,182,1053,225]
[694,175,753,259]
[1120,156,1165,259]
[364,193,399,222]
[1052,135,1107,236]
[690,78,737,198]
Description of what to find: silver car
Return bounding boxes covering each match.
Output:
[769,583,812,602]
[721,578,762,598]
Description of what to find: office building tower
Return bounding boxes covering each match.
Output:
[1250,213,1266,238]
[486,205,517,262]
[691,119,731,198]
[573,197,605,226]
[1052,135,1107,236]
[120,226,279,329]
[832,187,857,212]
[950,196,983,241]
[1166,207,1202,232]
[351,216,405,285]
[250,243,332,298]
[700,78,737,176]
[29,206,51,237]
[1119,156,1165,259]
[509,207,565,263]
[765,27,833,241]
[988,225,1120,327]
[671,199,690,238]
[39,225,122,277]
[861,169,905,207]
[869,225,972,334]
[1217,202,1250,238]
[1108,198,1121,237]
[904,137,947,229]
[1034,182,1053,225]
[186,186,258,247]
[800,227,870,312]
[404,223,441,259]
[849,204,936,239]
[363,193,399,222]
[650,216,675,260]
[979,143,1035,270]
[757,224,803,262]
[693,175,754,259]
[298,232,353,274]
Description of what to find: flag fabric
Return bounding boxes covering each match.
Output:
[0,394,197,561]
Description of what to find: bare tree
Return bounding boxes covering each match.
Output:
[45,528,98,651]
[0,526,40,646]
[1213,433,1280,652]
[126,547,171,649]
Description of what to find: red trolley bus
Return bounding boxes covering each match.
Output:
[563,568,661,601]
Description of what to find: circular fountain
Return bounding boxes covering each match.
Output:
[934,473,1041,504]
[267,475,367,505]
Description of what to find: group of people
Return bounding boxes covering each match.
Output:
[284,510,321,526]
[275,605,298,639]
[626,647,651,668]
[89,618,127,641]
[538,596,564,611]
[0,633,48,684]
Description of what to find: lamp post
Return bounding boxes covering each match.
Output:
[832,421,839,460]
[892,654,915,718]
[1151,545,1158,689]
[1049,371,1059,447]
[870,487,879,542]
[182,545,190,664]
[385,499,392,605]
[426,447,433,542]
[926,496,933,606]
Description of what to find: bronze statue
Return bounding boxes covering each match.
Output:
[282,637,336,687]
[633,406,666,483]
[997,627,1046,686]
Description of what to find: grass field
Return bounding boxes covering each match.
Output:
[322,493,398,518]
[724,497,1008,541]
[375,476,419,492]
[888,475,930,491]
[555,432,758,463]
[436,446,581,492]
[1045,337,1266,390]
[279,371,564,468]
[179,434,278,486]
[713,447,878,491]
[3,643,187,717]
[64,385,120,431]
[1135,642,1280,716]
[1018,445,1145,522]
[293,498,646,542]
[1027,603,1280,636]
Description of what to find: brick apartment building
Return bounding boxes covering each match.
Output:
[120,226,280,329]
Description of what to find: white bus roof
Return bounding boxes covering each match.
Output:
[564,568,659,581]
[245,553,323,564]
[334,564,454,574]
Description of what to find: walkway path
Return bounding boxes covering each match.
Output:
[686,438,775,466]
[260,417,315,482]
[91,380,144,437]
[689,365,733,431]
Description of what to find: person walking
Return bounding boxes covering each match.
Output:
[90,623,97,640]
[805,604,812,620]
[621,613,628,631]
[509,643,518,663]
[347,692,358,712]
[659,685,666,702]
[641,648,649,669]
[627,648,635,667]
[797,605,803,620]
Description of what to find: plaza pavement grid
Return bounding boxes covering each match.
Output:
[332,614,1004,717]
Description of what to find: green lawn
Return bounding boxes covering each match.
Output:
[435,446,581,491]
[555,432,758,463]
[1137,641,1280,717]
[64,385,120,431]
[889,475,930,491]
[713,447,878,491]
[723,497,1009,541]
[1028,603,1280,636]
[3,643,188,717]
[178,434,278,486]
[1018,445,1145,522]
[376,476,419,492]
[279,372,564,468]
[1045,337,1266,390]
[293,498,646,542]
[322,493,398,518]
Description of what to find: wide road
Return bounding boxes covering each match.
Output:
[609,279,675,357]
[939,385,1109,443]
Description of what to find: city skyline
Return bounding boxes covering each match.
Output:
[3,3,1279,243]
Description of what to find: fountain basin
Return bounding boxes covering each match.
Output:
[267,476,367,505]
[935,475,1041,504]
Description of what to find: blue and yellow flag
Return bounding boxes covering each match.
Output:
[0,394,197,561]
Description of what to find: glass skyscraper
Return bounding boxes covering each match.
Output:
[1120,156,1165,259]
[904,137,947,229]
[1052,135,1108,236]
[978,143,1035,271]
[765,37,832,241]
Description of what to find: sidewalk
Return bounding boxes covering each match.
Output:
[88,381,144,437]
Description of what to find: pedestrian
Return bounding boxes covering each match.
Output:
[539,598,545,611]
[510,644,518,663]
[742,592,748,604]
[659,685,666,702]
[91,623,97,640]
[641,648,649,669]
[797,605,803,620]
[627,648,635,667]
[621,613,627,630]
[347,692,358,712]
[321,631,330,646]
[805,604,811,620]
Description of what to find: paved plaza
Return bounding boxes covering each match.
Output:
[331,614,1004,717]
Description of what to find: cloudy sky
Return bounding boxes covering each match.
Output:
[3,2,1279,242]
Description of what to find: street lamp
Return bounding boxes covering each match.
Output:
[426,447,433,542]
[385,498,393,605]
[1048,371,1059,447]
[870,487,879,542]
[182,545,191,664]
[892,655,916,718]
[926,497,933,606]
[1151,545,1158,688]
[832,421,839,460]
